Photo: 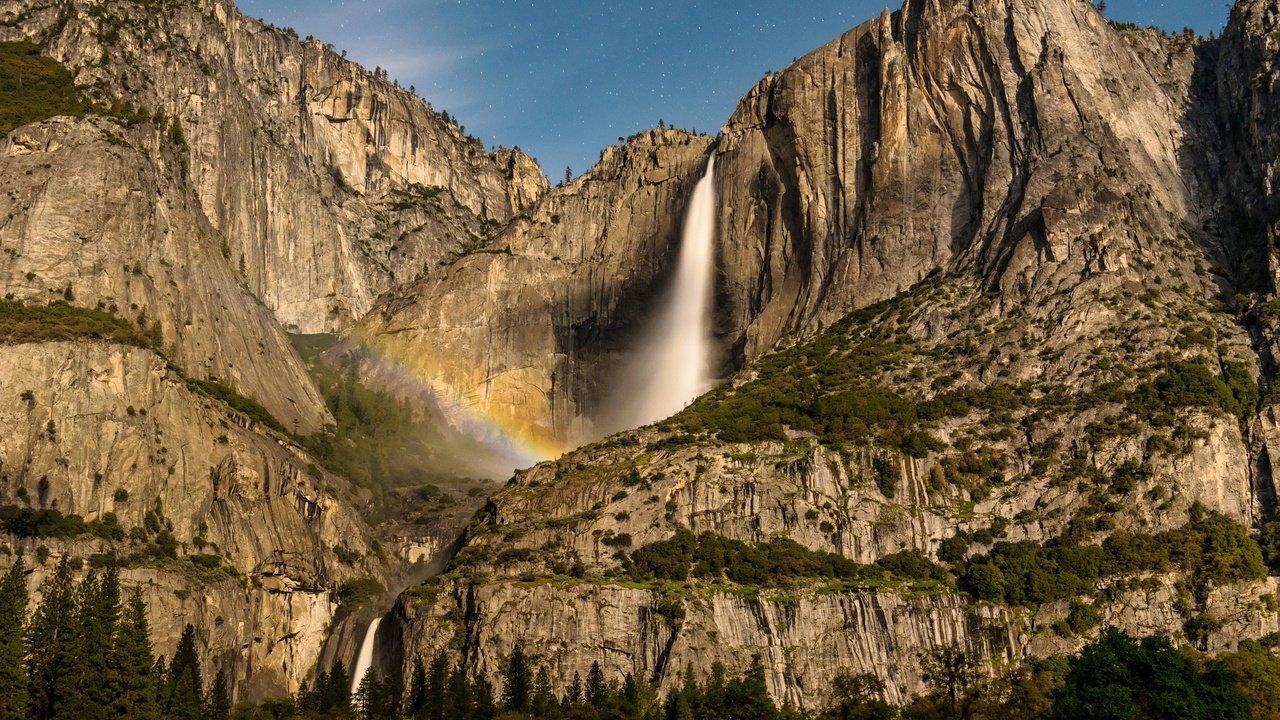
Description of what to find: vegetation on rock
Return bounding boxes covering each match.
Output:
[0,41,90,135]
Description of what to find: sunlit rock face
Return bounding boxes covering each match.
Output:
[0,118,329,433]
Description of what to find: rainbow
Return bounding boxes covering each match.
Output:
[349,335,576,472]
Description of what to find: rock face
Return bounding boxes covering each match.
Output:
[0,0,551,698]
[390,574,1280,707]
[1,0,1280,710]
[0,341,392,695]
[0,0,548,333]
[0,117,329,433]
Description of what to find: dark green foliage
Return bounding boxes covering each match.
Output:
[919,646,985,720]
[0,42,90,135]
[337,578,386,609]
[585,661,607,707]
[677,297,943,455]
[0,505,91,539]
[1049,629,1250,720]
[1219,640,1280,719]
[109,589,160,720]
[653,660,781,720]
[1256,520,1280,566]
[356,667,394,720]
[628,530,948,588]
[56,567,121,720]
[16,559,175,720]
[503,643,533,713]
[163,624,204,720]
[27,557,75,720]
[1125,360,1259,426]
[207,671,231,720]
[0,300,157,348]
[184,378,286,434]
[957,505,1265,607]
[818,672,896,720]
[0,556,28,720]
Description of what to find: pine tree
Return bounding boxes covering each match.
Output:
[296,679,313,713]
[586,661,608,706]
[385,668,404,720]
[443,664,471,720]
[326,659,352,712]
[426,652,448,720]
[58,567,121,720]
[532,666,557,718]
[406,657,428,719]
[356,666,388,720]
[108,588,159,720]
[27,556,76,720]
[502,642,532,713]
[152,657,168,709]
[723,655,776,720]
[473,675,496,720]
[663,689,695,720]
[561,671,583,710]
[164,624,204,720]
[167,666,203,720]
[206,670,231,720]
[301,671,326,713]
[0,556,29,720]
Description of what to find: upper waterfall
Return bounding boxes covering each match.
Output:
[607,154,718,431]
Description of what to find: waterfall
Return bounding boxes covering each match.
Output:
[609,155,718,431]
[350,617,382,693]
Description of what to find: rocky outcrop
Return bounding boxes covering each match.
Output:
[390,573,1279,709]
[0,0,549,332]
[350,0,1248,453]
[14,558,336,700]
[0,117,329,432]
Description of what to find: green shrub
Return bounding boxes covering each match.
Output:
[184,377,286,434]
[0,41,90,135]
[0,504,88,538]
[337,578,385,609]
[0,299,157,348]
[958,503,1264,606]
[627,530,943,588]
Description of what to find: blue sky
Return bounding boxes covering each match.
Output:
[236,0,1231,179]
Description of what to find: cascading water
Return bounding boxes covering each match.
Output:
[608,155,718,431]
[350,617,382,693]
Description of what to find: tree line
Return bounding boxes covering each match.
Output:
[3,553,1276,720]
[0,555,230,720]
